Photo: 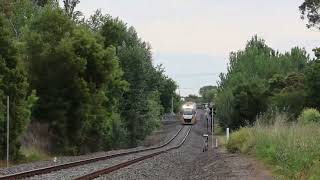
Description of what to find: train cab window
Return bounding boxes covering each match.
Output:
[183,111,193,115]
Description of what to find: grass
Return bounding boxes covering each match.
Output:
[226,117,320,179]
[214,124,228,147]
[0,147,50,168]
[19,147,51,163]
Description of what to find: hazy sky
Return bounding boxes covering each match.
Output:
[76,0,320,96]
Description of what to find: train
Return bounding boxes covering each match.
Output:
[179,102,197,125]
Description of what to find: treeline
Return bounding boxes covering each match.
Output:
[0,0,180,160]
[216,36,320,129]
[199,85,217,103]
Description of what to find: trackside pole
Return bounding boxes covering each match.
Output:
[226,128,230,142]
[211,108,214,148]
[7,96,9,168]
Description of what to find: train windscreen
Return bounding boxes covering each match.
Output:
[183,111,193,115]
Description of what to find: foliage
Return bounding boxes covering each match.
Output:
[62,0,83,21]
[0,15,37,160]
[199,85,217,103]
[116,40,162,146]
[33,0,50,7]
[0,0,40,38]
[300,0,320,30]
[0,0,177,160]
[298,108,320,124]
[269,72,306,118]
[97,14,179,146]
[225,127,254,153]
[227,114,320,179]
[184,94,201,103]
[86,9,110,32]
[305,60,320,108]
[216,36,309,129]
[23,5,127,154]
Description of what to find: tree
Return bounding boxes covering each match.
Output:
[305,60,320,109]
[0,0,39,38]
[199,85,217,103]
[232,82,267,128]
[98,13,179,146]
[184,95,201,103]
[0,16,36,160]
[116,43,162,146]
[63,0,82,21]
[24,6,126,154]
[216,36,309,129]
[34,0,50,7]
[300,0,320,30]
[86,9,111,32]
[270,73,306,118]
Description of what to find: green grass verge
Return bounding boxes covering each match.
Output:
[19,147,51,164]
[226,123,320,179]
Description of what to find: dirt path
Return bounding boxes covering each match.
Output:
[187,146,272,180]
[185,110,273,180]
[102,110,273,180]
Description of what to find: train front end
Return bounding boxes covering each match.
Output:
[180,102,197,125]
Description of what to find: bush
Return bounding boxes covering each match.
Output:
[226,128,255,153]
[20,147,50,163]
[298,108,320,124]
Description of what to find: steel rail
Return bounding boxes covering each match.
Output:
[0,126,185,180]
[73,126,192,180]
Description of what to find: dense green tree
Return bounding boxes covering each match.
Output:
[216,36,309,129]
[148,65,179,113]
[23,6,126,154]
[116,42,161,146]
[0,16,36,160]
[97,13,179,146]
[0,0,40,38]
[199,85,217,103]
[232,81,268,128]
[305,60,320,109]
[270,73,306,118]
[0,0,179,159]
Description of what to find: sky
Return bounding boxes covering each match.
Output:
[75,0,320,96]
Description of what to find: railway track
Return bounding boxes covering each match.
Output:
[74,126,192,180]
[0,126,187,180]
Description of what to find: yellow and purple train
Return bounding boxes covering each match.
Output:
[178,102,197,125]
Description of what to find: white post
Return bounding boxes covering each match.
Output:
[6,96,9,168]
[226,128,230,142]
[215,138,218,148]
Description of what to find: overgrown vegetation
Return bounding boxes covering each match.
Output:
[216,36,310,129]
[0,0,180,161]
[220,1,320,178]
[298,108,320,124]
[226,112,320,179]
[199,85,217,103]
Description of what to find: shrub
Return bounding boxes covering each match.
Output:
[226,128,255,153]
[298,108,320,124]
